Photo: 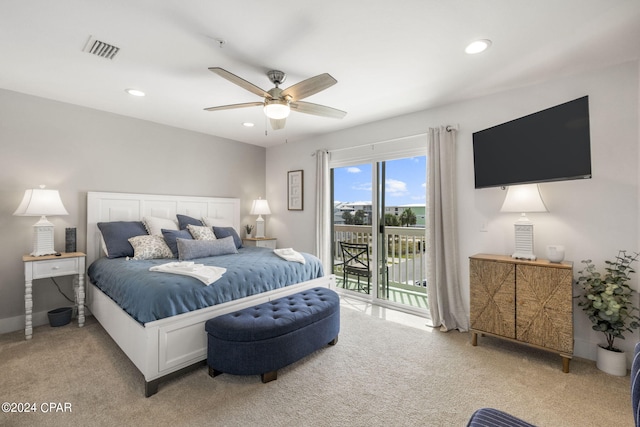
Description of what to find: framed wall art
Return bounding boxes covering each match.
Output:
[287,170,304,210]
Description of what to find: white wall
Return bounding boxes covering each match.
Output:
[0,89,266,333]
[266,60,640,362]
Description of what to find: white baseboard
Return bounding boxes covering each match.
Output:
[0,309,75,336]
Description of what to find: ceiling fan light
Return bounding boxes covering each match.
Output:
[264,99,290,119]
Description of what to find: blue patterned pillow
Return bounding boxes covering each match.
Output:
[97,221,148,258]
[177,236,238,261]
[176,214,203,230]
[213,226,242,249]
[162,228,193,258]
[128,235,174,260]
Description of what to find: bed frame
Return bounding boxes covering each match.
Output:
[86,191,335,396]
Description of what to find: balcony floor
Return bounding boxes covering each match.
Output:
[336,276,428,310]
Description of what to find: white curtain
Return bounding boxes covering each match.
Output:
[315,149,331,272]
[426,127,469,332]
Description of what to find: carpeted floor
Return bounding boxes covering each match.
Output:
[0,299,633,427]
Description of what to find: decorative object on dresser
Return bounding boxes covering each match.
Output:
[14,185,69,256]
[288,170,304,210]
[546,245,565,263]
[500,184,548,260]
[575,250,640,376]
[469,253,573,372]
[250,197,271,238]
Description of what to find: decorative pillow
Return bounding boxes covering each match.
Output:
[161,228,193,258]
[213,226,242,249]
[177,214,203,230]
[97,221,148,258]
[177,236,238,261]
[128,235,174,260]
[202,217,234,229]
[143,216,178,236]
[187,224,217,241]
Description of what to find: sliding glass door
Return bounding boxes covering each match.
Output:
[331,156,428,312]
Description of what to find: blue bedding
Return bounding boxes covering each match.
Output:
[88,246,324,324]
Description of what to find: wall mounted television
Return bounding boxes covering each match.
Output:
[473,96,592,189]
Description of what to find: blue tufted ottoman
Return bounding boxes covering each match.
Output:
[205,287,340,383]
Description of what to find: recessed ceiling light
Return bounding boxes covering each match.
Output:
[242,122,255,127]
[465,39,492,54]
[125,88,145,97]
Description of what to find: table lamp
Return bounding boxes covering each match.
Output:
[14,185,69,256]
[250,197,271,238]
[500,183,548,260]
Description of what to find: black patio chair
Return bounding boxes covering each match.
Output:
[340,242,371,294]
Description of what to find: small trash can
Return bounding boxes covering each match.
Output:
[48,307,72,327]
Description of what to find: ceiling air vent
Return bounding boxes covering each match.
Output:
[83,36,120,60]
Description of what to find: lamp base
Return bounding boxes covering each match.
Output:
[255,216,266,239]
[512,222,535,262]
[511,252,537,261]
[31,217,57,256]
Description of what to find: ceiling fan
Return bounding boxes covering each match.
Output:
[204,67,347,130]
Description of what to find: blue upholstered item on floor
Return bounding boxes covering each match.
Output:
[632,342,640,427]
[467,408,535,427]
[205,287,340,379]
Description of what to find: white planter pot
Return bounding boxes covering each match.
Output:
[596,345,627,376]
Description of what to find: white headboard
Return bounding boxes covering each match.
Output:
[86,192,241,266]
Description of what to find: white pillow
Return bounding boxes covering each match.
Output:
[143,216,178,236]
[202,217,234,229]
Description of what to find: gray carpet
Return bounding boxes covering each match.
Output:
[0,302,633,427]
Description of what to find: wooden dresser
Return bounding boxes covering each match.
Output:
[469,254,574,372]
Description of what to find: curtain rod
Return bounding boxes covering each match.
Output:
[327,124,459,154]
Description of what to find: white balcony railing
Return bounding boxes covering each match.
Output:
[333,225,427,290]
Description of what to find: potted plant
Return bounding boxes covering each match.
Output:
[244,224,254,238]
[575,250,640,376]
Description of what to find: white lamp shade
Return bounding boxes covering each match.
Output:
[14,188,69,216]
[263,99,290,120]
[250,198,272,216]
[500,184,548,213]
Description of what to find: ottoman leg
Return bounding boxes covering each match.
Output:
[208,366,223,378]
[328,335,339,346]
[261,370,278,383]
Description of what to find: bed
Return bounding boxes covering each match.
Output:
[86,191,335,396]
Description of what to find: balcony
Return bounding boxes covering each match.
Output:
[333,224,428,310]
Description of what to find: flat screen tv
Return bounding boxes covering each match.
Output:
[473,96,592,189]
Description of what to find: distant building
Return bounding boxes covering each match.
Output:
[334,202,425,227]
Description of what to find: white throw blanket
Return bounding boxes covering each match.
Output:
[273,248,306,264]
[149,261,226,285]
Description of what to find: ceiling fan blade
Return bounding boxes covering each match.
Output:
[270,118,286,130]
[281,73,337,101]
[208,67,271,99]
[290,101,347,119]
[204,102,263,112]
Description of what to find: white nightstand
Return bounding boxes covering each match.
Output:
[23,252,86,340]
[243,237,277,249]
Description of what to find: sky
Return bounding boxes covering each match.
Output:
[333,156,426,206]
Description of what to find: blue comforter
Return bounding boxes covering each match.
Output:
[88,246,324,324]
